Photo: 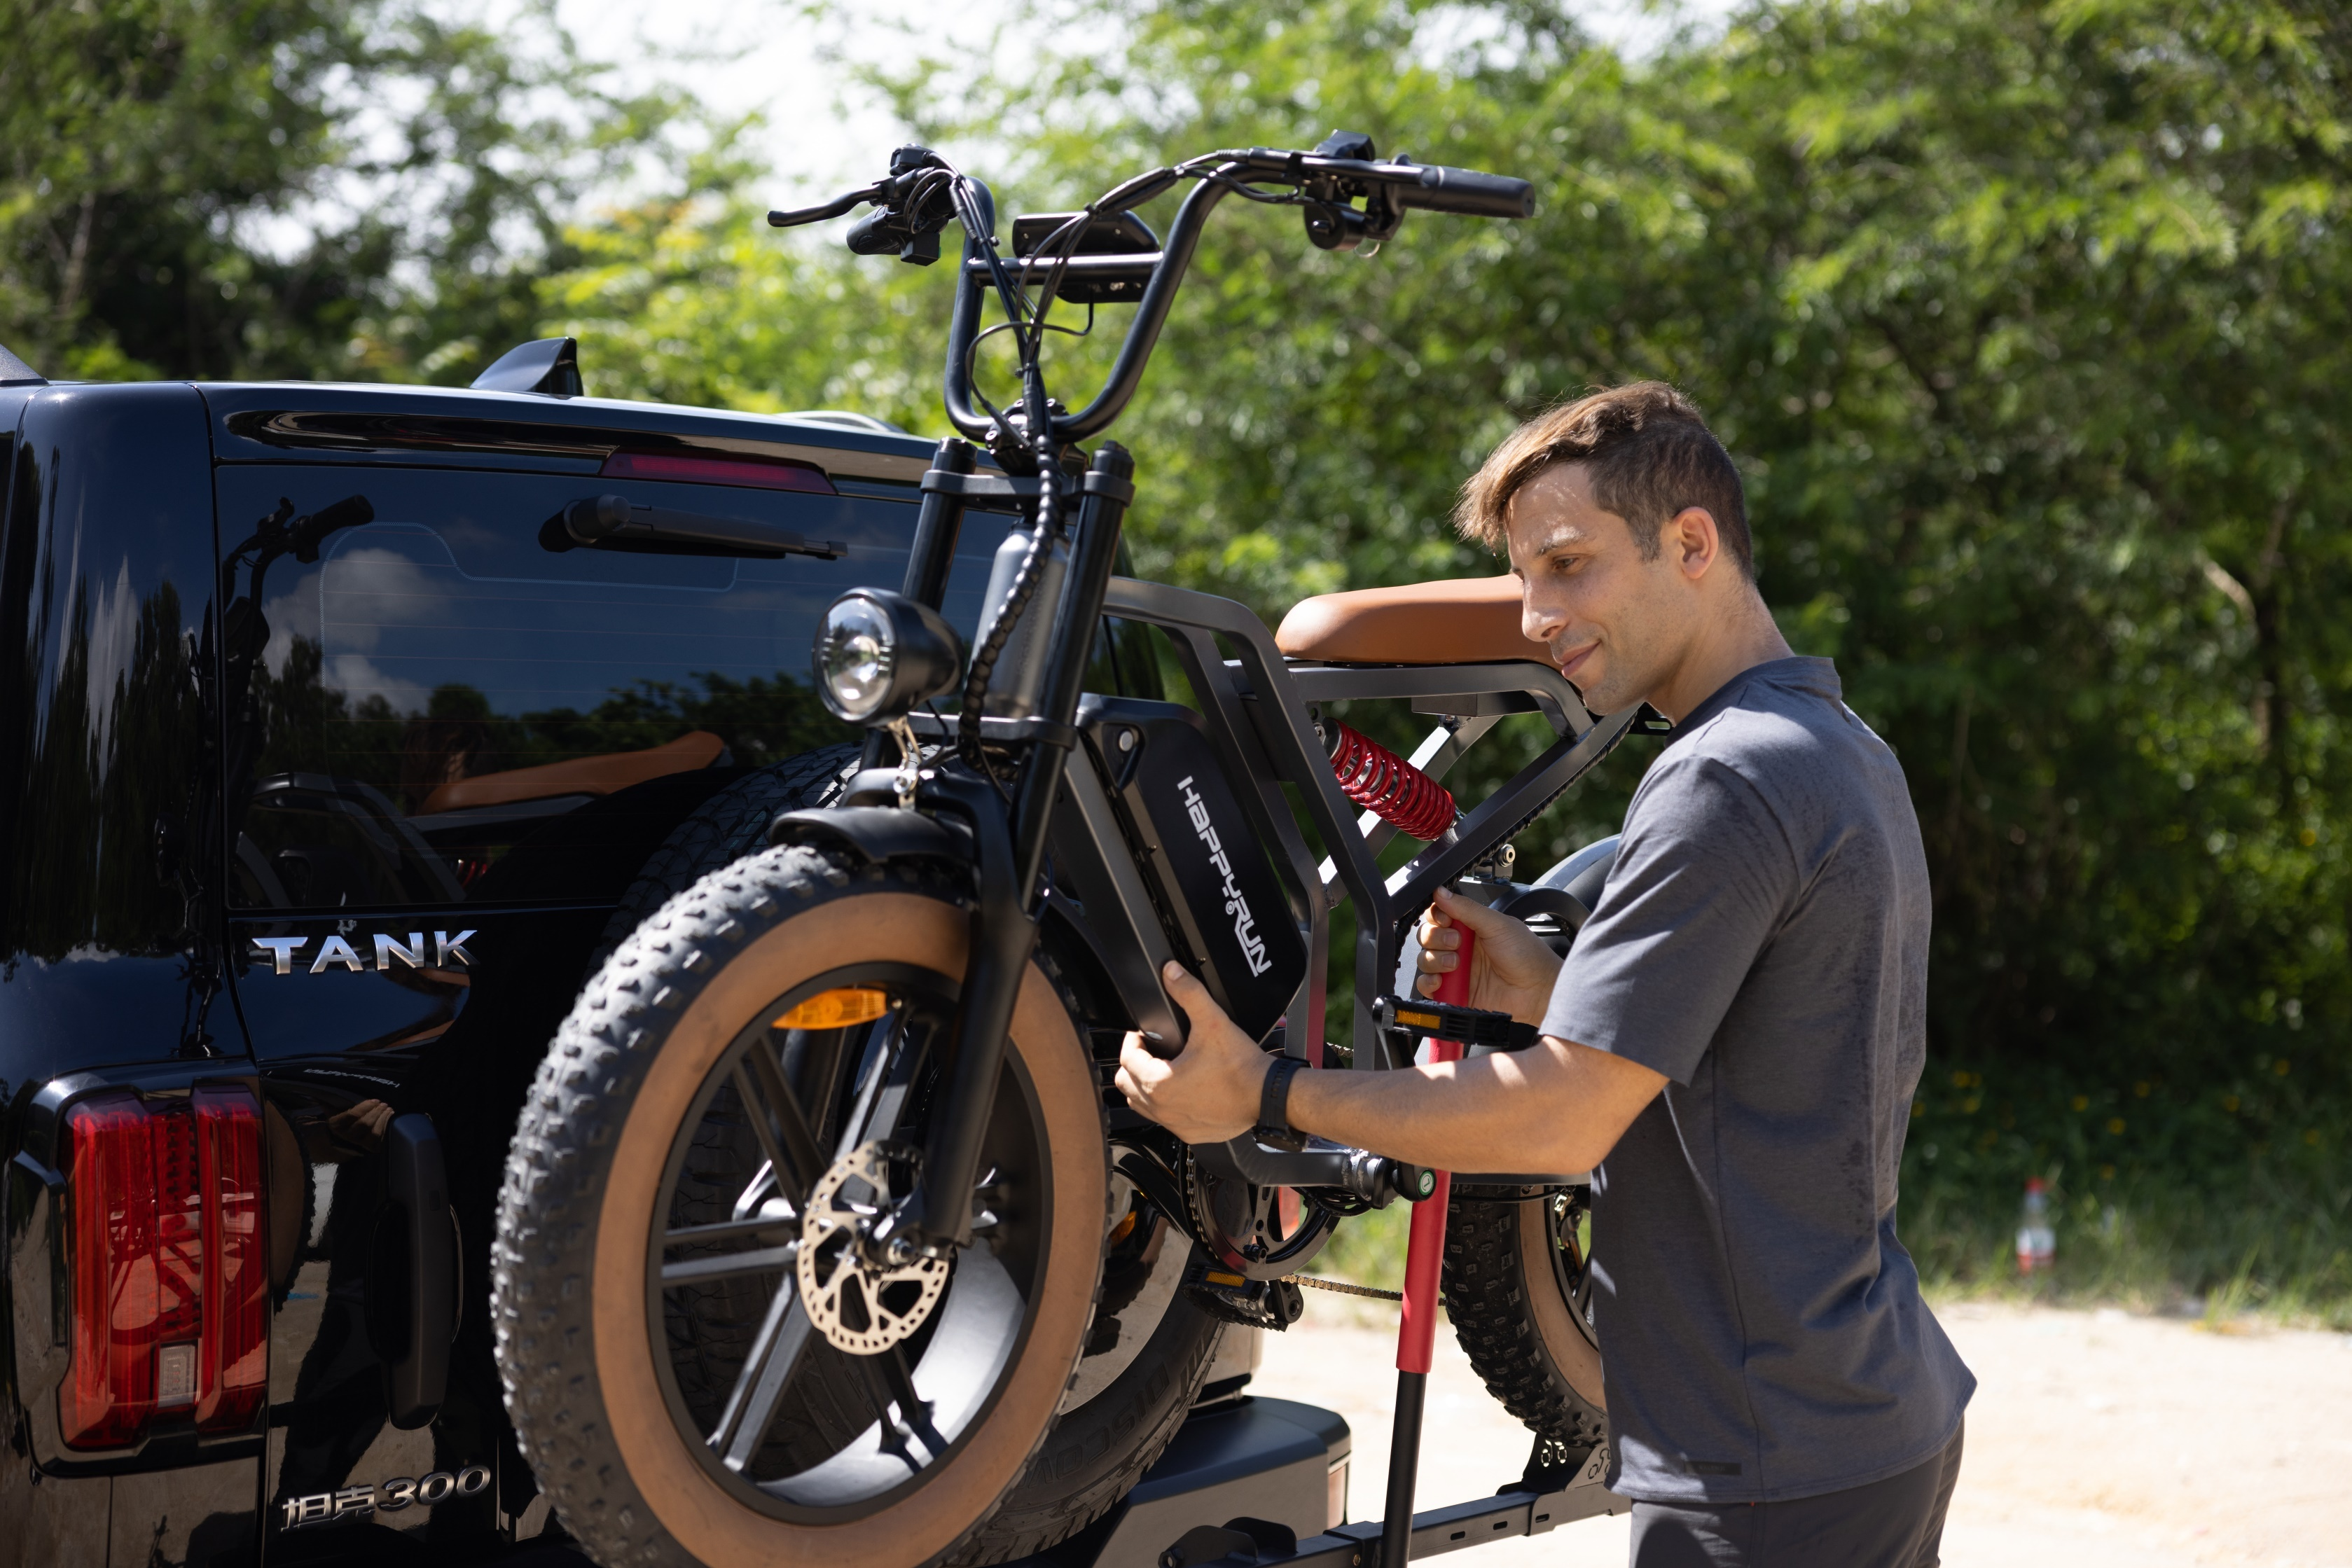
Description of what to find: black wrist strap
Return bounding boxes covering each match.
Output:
[1258,1055,1310,1137]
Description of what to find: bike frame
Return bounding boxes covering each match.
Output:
[853,169,1626,1257]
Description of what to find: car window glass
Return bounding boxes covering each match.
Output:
[216,464,1011,910]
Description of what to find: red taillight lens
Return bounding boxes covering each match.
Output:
[598,448,836,494]
[62,1094,157,1448]
[60,1087,268,1450]
[194,1087,269,1431]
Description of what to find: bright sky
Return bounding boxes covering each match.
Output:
[553,0,1743,211]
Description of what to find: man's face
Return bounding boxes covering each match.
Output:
[1504,463,1698,715]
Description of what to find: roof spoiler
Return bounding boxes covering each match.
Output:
[0,342,45,387]
[471,335,583,398]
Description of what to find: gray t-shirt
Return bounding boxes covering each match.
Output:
[1542,657,1972,1504]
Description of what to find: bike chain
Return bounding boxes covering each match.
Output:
[1283,1274,1405,1303]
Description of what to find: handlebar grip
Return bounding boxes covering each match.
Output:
[1392,165,1535,219]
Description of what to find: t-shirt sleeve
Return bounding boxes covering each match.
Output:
[1541,754,1795,1084]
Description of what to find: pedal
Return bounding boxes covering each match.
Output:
[1374,994,1535,1051]
[1183,1259,1303,1331]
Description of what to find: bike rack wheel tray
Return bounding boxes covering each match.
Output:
[1011,1395,1624,1568]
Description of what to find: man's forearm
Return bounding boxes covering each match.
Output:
[1284,1039,1652,1176]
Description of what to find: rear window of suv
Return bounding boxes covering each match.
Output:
[216,461,1011,911]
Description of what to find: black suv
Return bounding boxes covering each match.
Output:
[0,341,1149,1564]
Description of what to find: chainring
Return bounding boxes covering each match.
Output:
[1180,1146,1334,1283]
[796,1139,951,1355]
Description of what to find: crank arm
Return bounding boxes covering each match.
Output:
[1195,1134,1434,1207]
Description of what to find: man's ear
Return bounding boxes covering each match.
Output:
[1667,506,1721,581]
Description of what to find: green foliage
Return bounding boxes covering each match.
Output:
[0,0,686,382]
[545,0,2352,1304]
[32,0,2351,1305]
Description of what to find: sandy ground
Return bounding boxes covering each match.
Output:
[1250,1298,2352,1568]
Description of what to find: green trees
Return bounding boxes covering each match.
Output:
[555,0,2352,1296]
[0,0,679,382]
[23,0,2348,1300]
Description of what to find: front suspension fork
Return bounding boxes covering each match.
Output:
[899,443,1137,1253]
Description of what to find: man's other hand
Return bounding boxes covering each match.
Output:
[1116,962,1267,1145]
[1415,886,1563,1025]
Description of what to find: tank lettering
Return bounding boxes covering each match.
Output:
[247,930,476,975]
[373,931,427,971]
[1176,777,1272,978]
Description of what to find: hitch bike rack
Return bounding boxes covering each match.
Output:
[1018,970,1626,1568]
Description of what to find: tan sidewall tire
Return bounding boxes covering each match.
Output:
[591,892,1105,1568]
[1515,1197,1606,1415]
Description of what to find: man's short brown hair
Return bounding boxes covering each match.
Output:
[1454,382,1752,577]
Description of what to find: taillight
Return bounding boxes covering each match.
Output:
[60,1086,268,1450]
[195,1087,269,1431]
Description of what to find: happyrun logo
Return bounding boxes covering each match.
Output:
[1176,776,1272,978]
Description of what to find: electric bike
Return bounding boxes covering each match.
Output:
[492,132,1642,1568]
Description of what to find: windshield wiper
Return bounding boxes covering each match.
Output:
[550,494,846,560]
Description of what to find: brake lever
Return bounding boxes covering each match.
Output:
[767,181,888,229]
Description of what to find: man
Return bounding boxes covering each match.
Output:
[1116,382,1973,1567]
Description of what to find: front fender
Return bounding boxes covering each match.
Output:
[768,803,976,868]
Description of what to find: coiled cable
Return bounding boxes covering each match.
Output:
[957,506,1058,777]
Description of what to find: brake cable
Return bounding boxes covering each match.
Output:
[954,155,1334,773]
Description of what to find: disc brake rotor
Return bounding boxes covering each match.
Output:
[796,1140,950,1355]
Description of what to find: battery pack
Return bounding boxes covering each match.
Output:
[1077,697,1306,1043]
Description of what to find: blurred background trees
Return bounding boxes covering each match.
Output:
[0,0,682,381]
[8,0,2347,1310]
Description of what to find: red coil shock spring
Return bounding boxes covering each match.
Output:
[1320,719,1458,841]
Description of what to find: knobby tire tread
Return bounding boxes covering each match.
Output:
[957,1291,1225,1564]
[497,843,1076,1568]
[586,742,860,973]
[1441,1194,1607,1448]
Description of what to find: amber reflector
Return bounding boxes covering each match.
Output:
[776,988,890,1030]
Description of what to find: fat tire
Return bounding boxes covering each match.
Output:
[960,1281,1224,1563]
[1441,1189,1607,1448]
[586,742,859,972]
[494,845,1107,1568]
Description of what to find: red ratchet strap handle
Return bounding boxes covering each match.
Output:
[1397,921,1469,1375]
[1381,910,1472,1568]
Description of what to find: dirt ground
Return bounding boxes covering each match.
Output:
[1250,1297,2352,1567]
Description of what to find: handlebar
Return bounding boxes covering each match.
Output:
[1219,148,1535,219]
[1390,164,1535,218]
[775,137,1535,449]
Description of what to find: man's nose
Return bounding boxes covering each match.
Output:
[1521,589,1565,645]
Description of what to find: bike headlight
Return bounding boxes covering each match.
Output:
[812,588,963,725]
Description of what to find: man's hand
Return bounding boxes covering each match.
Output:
[1116,963,1268,1144]
[1415,886,1563,1025]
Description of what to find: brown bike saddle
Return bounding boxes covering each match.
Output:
[1274,573,1556,666]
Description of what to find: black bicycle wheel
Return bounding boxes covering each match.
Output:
[494,847,1107,1568]
[958,1190,1226,1563]
[1442,1184,1606,1448]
